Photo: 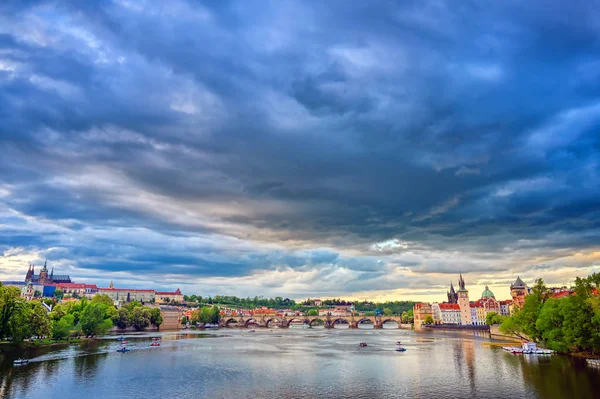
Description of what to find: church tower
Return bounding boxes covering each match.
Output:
[447,282,458,304]
[457,272,472,325]
[39,260,49,284]
[510,276,528,309]
[25,264,33,282]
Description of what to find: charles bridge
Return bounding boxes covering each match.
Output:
[219,314,410,329]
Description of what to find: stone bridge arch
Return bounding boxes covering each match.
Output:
[330,318,351,328]
[244,318,261,328]
[221,317,240,328]
[308,318,326,327]
[264,317,283,327]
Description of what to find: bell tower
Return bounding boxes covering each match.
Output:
[457,272,472,325]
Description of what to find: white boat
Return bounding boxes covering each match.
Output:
[503,343,554,355]
[13,359,29,366]
[204,323,219,329]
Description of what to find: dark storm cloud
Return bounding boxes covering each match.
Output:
[1,0,600,296]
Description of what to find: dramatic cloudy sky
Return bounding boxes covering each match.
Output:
[1,0,599,301]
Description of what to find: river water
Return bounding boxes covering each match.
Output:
[1,327,599,399]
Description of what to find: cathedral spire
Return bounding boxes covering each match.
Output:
[458,270,467,291]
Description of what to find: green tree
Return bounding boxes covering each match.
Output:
[485,312,505,326]
[307,309,318,316]
[0,285,29,341]
[123,301,142,311]
[34,290,42,298]
[30,301,52,338]
[211,305,220,324]
[50,305,66,321]
[114,307,130,329]
[424,315,434,324]
[535,298,567,351]
[181,315,188,325]
[150,308,163,327]
[198,306,220,324]
[130,307,151,331]
[79,303,112,337]
[401,311,409,323]
[383,308,393,316]
[501,279,549,342]
[54,289,64,300]
[52,314,75,340]
[91,294,114,307]
[8,304,31,342]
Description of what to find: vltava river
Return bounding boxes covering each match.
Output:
[1,328,599,398]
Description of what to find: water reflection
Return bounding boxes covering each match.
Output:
[518,354,600,399]
[2,330,600,399]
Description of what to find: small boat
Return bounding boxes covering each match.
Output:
[586,359,600,368]
[247,329,256,333]
[150,337,161,346]
[359,342,368,347]
[116,348,130,353]
[396,347,407,352]
[13,359,29,366]
[204,323,219,329]
[116,336,126,341]
[396,341,402,345]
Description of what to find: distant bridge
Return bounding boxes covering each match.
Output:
[219,314,409,329]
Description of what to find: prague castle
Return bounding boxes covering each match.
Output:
[25,261,72,284]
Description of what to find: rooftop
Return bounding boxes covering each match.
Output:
[99,288,155,293]
[481,285,495,298]
[439,303,460,310]
[56,283,98,289]
[511,276,527,289]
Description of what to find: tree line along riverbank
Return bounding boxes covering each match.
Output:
[499,272,600,358]
[0,283,163,348]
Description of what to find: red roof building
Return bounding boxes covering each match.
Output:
[156,288,184,304]
[56,283,98,298]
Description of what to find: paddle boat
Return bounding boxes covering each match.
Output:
[116,347,130,353]
[359,342,368,347]
[116,336,126,341]
[150,337,161,347]
[13,358,29,366]
[395,347,407,352]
